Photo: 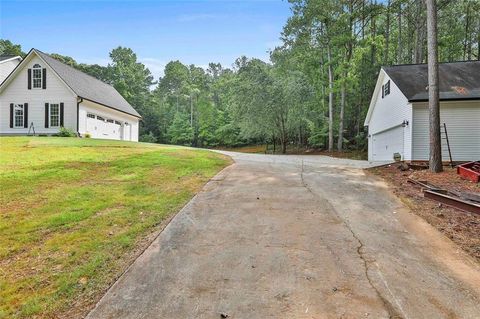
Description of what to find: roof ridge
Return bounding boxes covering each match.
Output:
[33,48,116,89]
[30,48,140,118]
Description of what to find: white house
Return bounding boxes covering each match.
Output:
[0,55,22,83]
[364,61,480,162]
[0,49,140,141]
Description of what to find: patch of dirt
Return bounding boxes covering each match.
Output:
[368,163,480,262]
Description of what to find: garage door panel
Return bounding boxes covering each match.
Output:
[372,126,404,161]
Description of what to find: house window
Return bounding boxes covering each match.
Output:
[32,64,43,89]
[49,103,60,127]
[87,113,96,119]
[14,104,24,128]
[106,119,114,123]
[97,116,105,121]
[384,80,391,97]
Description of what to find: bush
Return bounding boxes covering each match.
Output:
[84,133,91,138]
[140,132,157,143]
[57,127,76,137]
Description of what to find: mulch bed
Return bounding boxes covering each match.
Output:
[368,163,480,262]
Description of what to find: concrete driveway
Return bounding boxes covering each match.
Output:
[87,152,480,319]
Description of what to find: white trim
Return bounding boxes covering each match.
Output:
[0,56,22,64]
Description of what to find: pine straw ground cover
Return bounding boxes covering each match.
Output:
[0,137,230,318]
[369,163,480,263]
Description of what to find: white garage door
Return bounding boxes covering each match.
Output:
[372,126,404,161]
[86,113,117,139]
[123,123,131,141]
[86,113,100,138]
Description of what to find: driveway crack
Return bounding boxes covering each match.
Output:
[300,160,404,319]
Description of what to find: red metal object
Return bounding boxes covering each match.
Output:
[457,161,480,183]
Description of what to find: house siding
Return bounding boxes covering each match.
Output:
[0,59,21,84]
[0,55,77,135]
[79,99,139,141]
[412,100,480,161]
[367,70,413,161]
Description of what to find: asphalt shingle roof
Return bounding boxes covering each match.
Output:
[383,61,480,102]
[35,49,141,118]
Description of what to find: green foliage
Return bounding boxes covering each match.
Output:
[0,39,25,56]
[140,132,157,143]
[5,0,475,152]
[167,113,193,146]
[57,127,76,137]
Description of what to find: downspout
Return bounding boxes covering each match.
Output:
[77,97,83,136]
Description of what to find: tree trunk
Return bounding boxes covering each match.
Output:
[397,1,402,63]
[327,45,334,152]
[384,0,391,66]
[478,19,480,60]
[426,0,442,173]
[414,1,425,63]
[464,2,470,60]
[190,94,193,126]
[338,81,345,151]
[273,135,276,153]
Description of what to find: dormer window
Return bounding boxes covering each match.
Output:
[32,64,43,88]
[382,80,391,98]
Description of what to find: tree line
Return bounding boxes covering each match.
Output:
[1,0,478,153]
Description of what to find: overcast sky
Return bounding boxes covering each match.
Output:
[1,0,291,80]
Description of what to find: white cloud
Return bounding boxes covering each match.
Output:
[76,57,110,66]
[139,57,167,81]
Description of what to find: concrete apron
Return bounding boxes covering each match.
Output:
[87,152,480,319]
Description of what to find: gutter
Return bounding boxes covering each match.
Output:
[79,96,142,119]
[77,97,83,136]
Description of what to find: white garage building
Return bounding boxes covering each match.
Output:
[364,61,480,162]
[0,49,140,141]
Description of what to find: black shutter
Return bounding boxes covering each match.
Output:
[24,103,29,128]
[382,85,384,98]
[45,103,49,128]
[60,103,64,127]
[27,69,32,90]
[9,103,13,128]
[42,68,47,89]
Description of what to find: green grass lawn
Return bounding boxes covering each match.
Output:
[0,137,230,319]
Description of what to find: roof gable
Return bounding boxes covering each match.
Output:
[364,69,408,126]
[383,61,480,101]
[35,50,141,118]
[0,49,141,118]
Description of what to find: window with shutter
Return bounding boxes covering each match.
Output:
[384,80,391,97]
[49,103,60,127]
[14,104,24,128]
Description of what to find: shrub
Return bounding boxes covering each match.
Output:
[140,132,157,143]
[57,127,76,137]
[84,133,91,138]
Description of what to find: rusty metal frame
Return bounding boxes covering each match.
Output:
[424,190,480,215]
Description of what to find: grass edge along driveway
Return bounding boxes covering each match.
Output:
[0,137,231,319]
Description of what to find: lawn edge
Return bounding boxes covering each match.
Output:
[82,159,235,318]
